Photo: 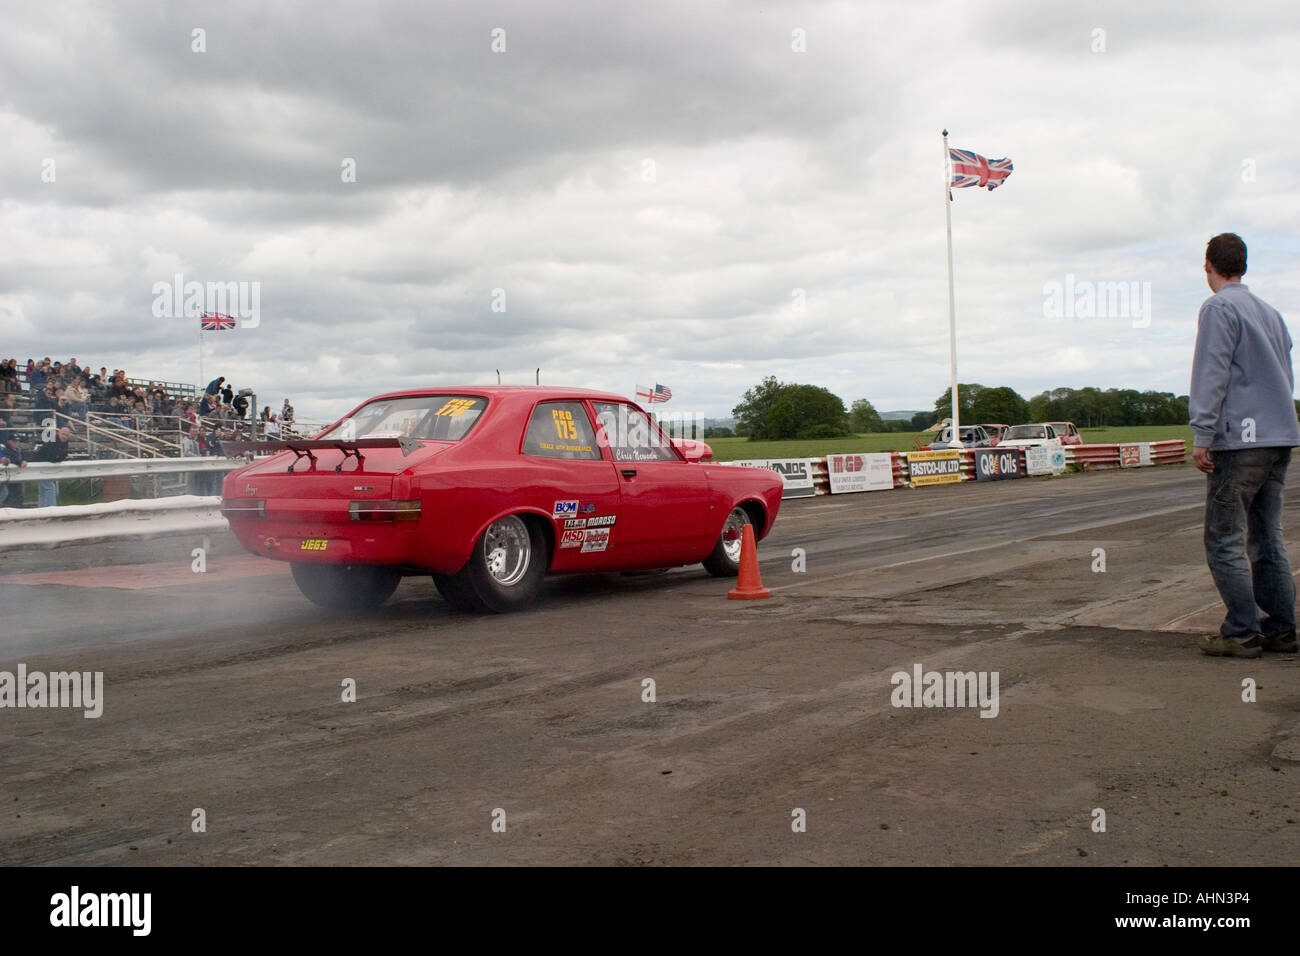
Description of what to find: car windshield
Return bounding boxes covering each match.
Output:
[1004,425,1047,440]
[318,395,487,442]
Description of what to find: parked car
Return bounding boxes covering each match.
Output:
[996,423,1064,450]
[220,387,784,613]
[1044,421,1083,445]
[976,423,1010,446]
[927,425,992,449]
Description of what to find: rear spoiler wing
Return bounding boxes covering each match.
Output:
[221,437,422,473]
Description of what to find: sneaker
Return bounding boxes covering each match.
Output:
[1259,631,1299,653]
[1199,634,1263,658]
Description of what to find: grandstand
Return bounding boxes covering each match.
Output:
[0,358,321,463]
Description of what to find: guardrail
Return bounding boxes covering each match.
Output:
[0,495,226,548]
[0,457,243,484]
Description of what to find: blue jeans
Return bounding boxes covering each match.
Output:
[1204,447,1296,639]
[37,480,57,507]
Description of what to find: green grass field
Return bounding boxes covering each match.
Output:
[706,426,1192,461]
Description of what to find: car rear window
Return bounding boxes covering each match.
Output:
[320,395,487,442]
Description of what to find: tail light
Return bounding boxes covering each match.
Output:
[221,499,265,519]
[349,500,421,522]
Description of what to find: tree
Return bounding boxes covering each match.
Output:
[767,384,850,440]
[731,376,784,440]
[849,399,883,433]
[732,378,850,440]
[970,386,1029,425]
[932,384,985,425]
[909,411,935,431]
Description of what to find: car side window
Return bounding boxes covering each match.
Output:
[522,402,602,460]
[592,402,678,462]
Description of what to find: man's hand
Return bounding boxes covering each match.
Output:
[1193,445,1213,474]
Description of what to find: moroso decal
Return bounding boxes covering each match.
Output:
[553,500,578,517]
[560,529,586,548]
[580,527,611,553]
[585,515,616,527]
[563,518,588,529]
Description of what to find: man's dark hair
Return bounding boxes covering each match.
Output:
[1207,233,1247,278]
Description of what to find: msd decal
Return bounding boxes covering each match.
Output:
[553,500,578,518]
[560,529,586,548]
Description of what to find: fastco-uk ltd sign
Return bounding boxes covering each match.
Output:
[907,450,962,486]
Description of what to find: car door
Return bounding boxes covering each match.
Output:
[519,400,624,571]
[590,401,718,566]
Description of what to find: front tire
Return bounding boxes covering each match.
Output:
[290,562,401,610]
[451,514,546,613]
[702,505,753,577]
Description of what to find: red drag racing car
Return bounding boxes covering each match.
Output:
[220,387,783,612]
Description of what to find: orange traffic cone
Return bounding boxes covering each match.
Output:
[728,524,771,600]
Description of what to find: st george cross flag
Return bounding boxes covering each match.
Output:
[635,383,673,404]
[200,312,237,331]
[949,148,1013,191]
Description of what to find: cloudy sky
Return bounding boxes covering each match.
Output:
[2,0,1298,422]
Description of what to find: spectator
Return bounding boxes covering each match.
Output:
[0,435,26,507]
[265,413,282,439]
[281,398,295,424]
[232,391,249,420]
[64,379,90,420]
[28,361,46,391]
[220,382,234,406]
[29,426,71,507]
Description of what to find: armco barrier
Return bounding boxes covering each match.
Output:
[0,496,226,549]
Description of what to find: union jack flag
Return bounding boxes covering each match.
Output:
[200,312,237,331]
[949,148,1013,191]
[636,383,672,404]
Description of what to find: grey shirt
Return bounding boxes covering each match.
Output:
[1189,282,1300,450]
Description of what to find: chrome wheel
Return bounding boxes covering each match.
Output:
[720,507,748,564]
[483,514,531,586]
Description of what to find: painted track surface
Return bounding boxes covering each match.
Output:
[1,463,1298,865]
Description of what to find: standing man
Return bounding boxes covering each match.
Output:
[0,434,27,508]
[1190,233,1300,657]
[29,426,71,507]
[29,429,71,509]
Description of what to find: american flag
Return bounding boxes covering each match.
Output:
[200,312,237,331]
[949,148,1013,191]
[636,383,672,404]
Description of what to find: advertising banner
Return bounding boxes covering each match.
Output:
[721,458,817,498]
[973,448,1023,481]
[826,453,896,493]
[1119,443,1152,467]
[1025,444,1067,475]
[907,450,962,486]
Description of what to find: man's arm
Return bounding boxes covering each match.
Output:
[1189,299,1237,471]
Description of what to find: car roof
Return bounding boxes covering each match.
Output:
[360,385,636,405]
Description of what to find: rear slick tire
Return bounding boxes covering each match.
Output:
[290,562,401,611]
[452,514,546,613]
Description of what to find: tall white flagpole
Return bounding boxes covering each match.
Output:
[943,129,962,449]
[198,326,205,387]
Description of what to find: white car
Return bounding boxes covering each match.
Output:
[995,424,1063,450]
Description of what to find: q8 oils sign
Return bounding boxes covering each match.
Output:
[973,448,1022,481]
